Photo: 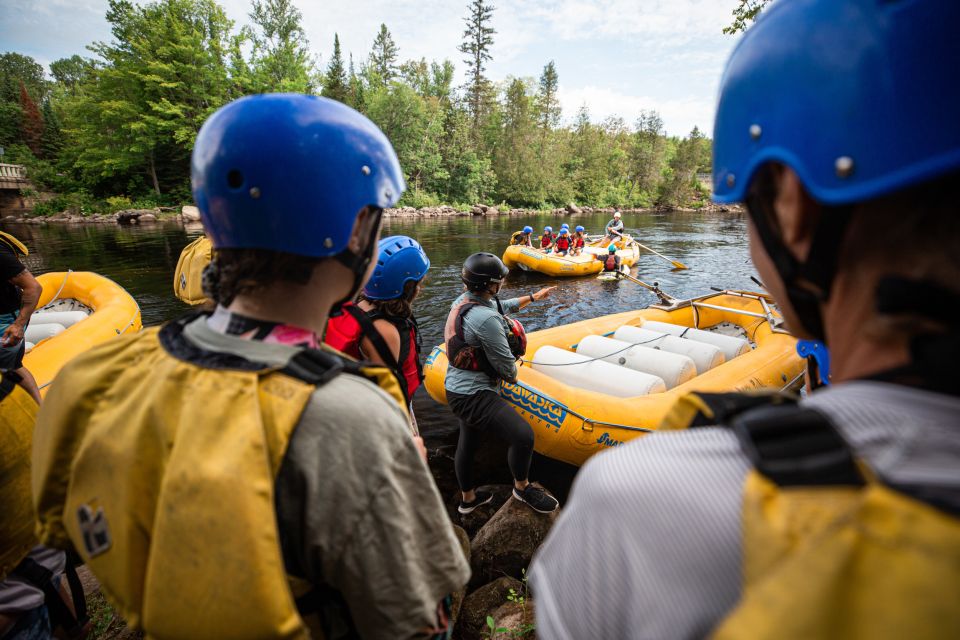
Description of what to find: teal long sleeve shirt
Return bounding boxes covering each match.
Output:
[444,291,521,395]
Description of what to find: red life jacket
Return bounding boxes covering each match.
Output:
[574,236,585,248]
[555,236,571,251]
[604,254,619,271]
[540,233,553,248]
[325,302,423,403]
[444,300,527,380]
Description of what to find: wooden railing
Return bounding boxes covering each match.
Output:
[0,163,28,181]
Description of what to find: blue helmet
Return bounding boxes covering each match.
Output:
[713,0,960,205]
[608,244,617,253]
[522,225,533,234]
[560,223,569,229]
[544,226,552,233]
[363,235,429,300]
[559,228,568,235]
[575,225,585,232]
[192,94,406,257]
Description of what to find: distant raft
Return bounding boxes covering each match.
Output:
[24,271,142,396]
[423,290,803,466]
[502,235,641,277]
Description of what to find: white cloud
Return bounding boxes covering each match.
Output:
[557,84,717,137]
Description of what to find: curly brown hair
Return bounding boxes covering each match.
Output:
[358,279,422,318]
[201,248,323,306]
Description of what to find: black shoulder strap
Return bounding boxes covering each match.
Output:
[13,555,89,638]
[727,404,864,487]
[280,348,344,386]
[343,304,409,402]
[686,391,797,428]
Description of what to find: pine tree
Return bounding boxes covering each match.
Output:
[322,34,348,103]
[458,0,495,128]
[346,54,366,110]
[369,23,399,85]
[536,60,561,132]
[18,81,44,156]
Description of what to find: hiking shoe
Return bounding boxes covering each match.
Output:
[513,485,559,514]
[458,490,494,514]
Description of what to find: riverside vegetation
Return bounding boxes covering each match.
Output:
[1,0,714,219]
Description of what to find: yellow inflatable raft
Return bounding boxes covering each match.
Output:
[423,290,803,466]
[502,236,641,277]
[23,272,142,396]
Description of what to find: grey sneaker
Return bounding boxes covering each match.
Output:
[513,485,558,513]
[459,489,494,514]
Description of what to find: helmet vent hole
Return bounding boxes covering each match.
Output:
[227,170,244,189]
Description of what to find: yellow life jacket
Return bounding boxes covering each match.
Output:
[173,235,212,305]
[0,370,39,581]
[662,393,960,639]
[0,230,29,256]
[32,313,407,640]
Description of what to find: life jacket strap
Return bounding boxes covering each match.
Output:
[343,304,410,402]
[12,555,89,639]
[728,404,865,488]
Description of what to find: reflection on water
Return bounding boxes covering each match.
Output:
[2,211,755,436]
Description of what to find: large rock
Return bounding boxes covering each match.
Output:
[181,205,201,221]
[450,524,471,629]
[116,208,158,224]
[565,202,582,215]
[469,483,559,589]
[455,576,523,640]
[490,599,537,640]
[457,484,514,537]
[139,213,158,223]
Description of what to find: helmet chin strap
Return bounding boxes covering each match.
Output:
[331,208,384,316]
[746,198,853,342]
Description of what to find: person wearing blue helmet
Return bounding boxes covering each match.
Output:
[570,225,586,256]
[33,95,469,640]
[539,226,554,251]
[553,228,572,256]
[510,225,534,247]
[326,235,429,414]
[531,2,960,638]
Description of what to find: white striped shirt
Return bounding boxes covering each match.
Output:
[529,382,960,639]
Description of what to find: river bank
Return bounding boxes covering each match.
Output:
[3,201,743,225]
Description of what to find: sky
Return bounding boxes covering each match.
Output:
[0,0,745,137]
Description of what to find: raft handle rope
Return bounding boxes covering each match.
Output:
[46,269,72,306]
[517,334,663,367]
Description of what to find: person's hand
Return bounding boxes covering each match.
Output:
[413,436,427,463]
[1,323,24,347]
[532,286,556,301]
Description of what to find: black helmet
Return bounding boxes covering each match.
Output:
[462,253,509,291]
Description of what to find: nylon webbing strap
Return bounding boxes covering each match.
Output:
[343,305,409,402]
[281,349,344,387]
[729,404,865,487]
[13,557,89,638]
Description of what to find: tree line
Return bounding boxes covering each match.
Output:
[0,0,713,215]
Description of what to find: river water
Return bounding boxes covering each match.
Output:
[2,210,755,442]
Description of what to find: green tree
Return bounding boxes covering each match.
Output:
[535,60,561,132]
[50,56,95,93]
[247,0,317,93]
[63,0,234,196]
[629,109,667,200]
[322,34,348,102]
[724,0,772,34]
[458,0,495,129]
[369,23,399,86]
[659,126,707,207]
[40,100,64,158]
[346,54,366,110]
[494,77,541,204]
[0,53,47,105]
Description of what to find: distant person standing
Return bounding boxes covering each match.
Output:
[604,211,624,243]
[0,232,42,403]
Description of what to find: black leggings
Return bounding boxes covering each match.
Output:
[448,389,535,492]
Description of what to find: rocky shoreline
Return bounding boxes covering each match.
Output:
[2,202,743,226]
